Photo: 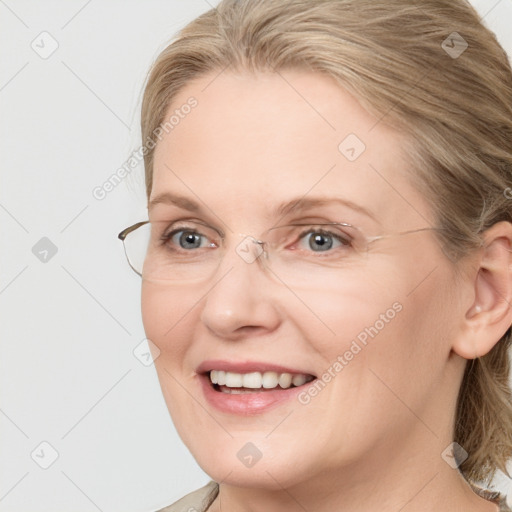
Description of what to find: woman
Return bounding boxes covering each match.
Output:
[118,0,512,510]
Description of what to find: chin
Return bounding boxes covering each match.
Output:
[178,431,317,490]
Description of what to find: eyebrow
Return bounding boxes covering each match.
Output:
[148,192,377,222]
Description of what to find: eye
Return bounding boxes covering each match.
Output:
[170,229,204,250]
[159,223,218,252]
[295,227,353,253]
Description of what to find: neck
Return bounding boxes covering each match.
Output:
[208,427,499,512]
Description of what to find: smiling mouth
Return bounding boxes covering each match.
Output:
[207,370,316,394]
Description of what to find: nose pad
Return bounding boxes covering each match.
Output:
[235,235,267,265]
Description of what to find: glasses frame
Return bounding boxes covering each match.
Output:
[118,220,445,278]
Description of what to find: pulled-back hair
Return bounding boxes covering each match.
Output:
[141,0,512,486]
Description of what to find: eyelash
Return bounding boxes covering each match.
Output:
[158,223,354,255]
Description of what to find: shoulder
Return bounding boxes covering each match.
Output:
[153,480,511,511]
[155,481,219,512]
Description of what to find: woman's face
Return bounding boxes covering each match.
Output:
[142,70,466,490]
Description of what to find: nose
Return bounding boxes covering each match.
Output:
[199,239,282,340]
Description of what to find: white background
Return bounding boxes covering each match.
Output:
[1,1,512,511]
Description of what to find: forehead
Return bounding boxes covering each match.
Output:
[150,70,433,229]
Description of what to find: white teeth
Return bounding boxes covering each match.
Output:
[242,372,262,388]
[262,371,279,388]
[224,372,243,387]
[208,370,314,390]
[292,374,307,387]
[278,372,292,388]
[216,370,226,386]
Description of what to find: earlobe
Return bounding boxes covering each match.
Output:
[453,221,512,360]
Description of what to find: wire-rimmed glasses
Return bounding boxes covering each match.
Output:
[118,218,443,287]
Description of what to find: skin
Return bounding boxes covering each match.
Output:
[141,69,512,512]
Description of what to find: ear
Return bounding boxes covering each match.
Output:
[452,221,512,359]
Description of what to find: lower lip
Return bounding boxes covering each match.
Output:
[199,374,315,415]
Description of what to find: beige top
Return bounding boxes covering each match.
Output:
[157,480,511,512]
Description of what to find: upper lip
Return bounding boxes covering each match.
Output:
[196,360,317,377]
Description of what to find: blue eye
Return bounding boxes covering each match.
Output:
[173,230,204,249]
[297,229,352,253]
[160,225,217,252]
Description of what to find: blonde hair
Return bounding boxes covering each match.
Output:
[141,0,512,486]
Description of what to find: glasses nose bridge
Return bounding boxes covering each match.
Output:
[232,232,271,267]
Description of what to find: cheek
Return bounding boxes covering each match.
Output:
[141,283,167,346]
[303,259,452,403]
[348,262,456,411]
[141,282,197,425]
[141,282,194,367]
[295,274,405,360]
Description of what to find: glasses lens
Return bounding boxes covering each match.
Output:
[123,221,369,285]
[123,222,151,276]
[127,220,222,282]
[261,223,368,288]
